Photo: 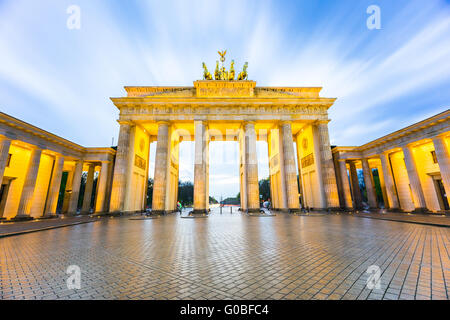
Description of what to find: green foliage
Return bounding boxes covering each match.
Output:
[177,181,194,206]
[259,177,270,201]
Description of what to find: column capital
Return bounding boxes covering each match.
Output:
[280,120,292,126]
[243,120,256,126]
[28,144,43,151]
[117,120,134,126]
[0,135,12,142]
[156,120,170,126]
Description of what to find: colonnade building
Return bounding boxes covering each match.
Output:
[0,112,115,220]
[0,78,448,220]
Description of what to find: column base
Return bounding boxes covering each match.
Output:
[386,208,401,213]
[271,208,290,213]
[40,214,58,219]
[10,214,34,222]
[182,209,209,218]
[149,210,165,216]
[64,212,80,217]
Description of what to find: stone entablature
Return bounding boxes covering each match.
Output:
[124,82,323,99]
[0,112,116,161]
[194,80,256,97]
[112,81,335,123]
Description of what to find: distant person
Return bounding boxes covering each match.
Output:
[177,201,183,214]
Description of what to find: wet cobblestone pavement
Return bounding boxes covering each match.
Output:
[1,209,449,300]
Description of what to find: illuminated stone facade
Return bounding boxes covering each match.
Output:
[109,80,339,214]
[332,110,450,212]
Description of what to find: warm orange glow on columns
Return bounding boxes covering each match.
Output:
[243,121,260,212]
[361,158,378,208]
[316,121,340,209]
[402,145,427,211]
[281,121,300,211]
[193,120,208,213]
[44,155,65,216]
[379,152,399,209]
[15,147,42,219]
[152,121,170,213]
[81,163,95,214]
[109,122,133,212]
[0,137,11,185]
[338,160,353,209]
[95,161,110,213]
[67,160,83,215]
[432,135,450,200]
[349,161,362,209]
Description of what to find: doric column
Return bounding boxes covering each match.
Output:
[379,152,399,209]
[281,122,300,212]
[15,147,42,220]
[244,122,260,213]
[0,138,12,185]
[402,145,427,211]
[338,160,353,209]
[361,158,378,208]
[376,165,389,209]
[295,135,305,208]
[349,161,363,209]
[95,161,110,213]
[193,120,208,214]
[67,160,83,215]
[278,129,288,210]
[152,121,170,214]
[109,122,133,212]
[432,135,450,200]
[81,163,95,214]
[44,155,65,217]
[316,121,340,209]
[205,139,210,210]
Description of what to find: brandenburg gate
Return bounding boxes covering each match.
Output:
[1,53,447,220]
[108,53,340,215]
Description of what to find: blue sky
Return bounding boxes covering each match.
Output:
[1,0,450,200]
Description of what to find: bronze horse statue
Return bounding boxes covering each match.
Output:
[237,62,248,80]
[202,62,212,80]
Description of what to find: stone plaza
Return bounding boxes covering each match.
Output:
[1,209,449,300]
